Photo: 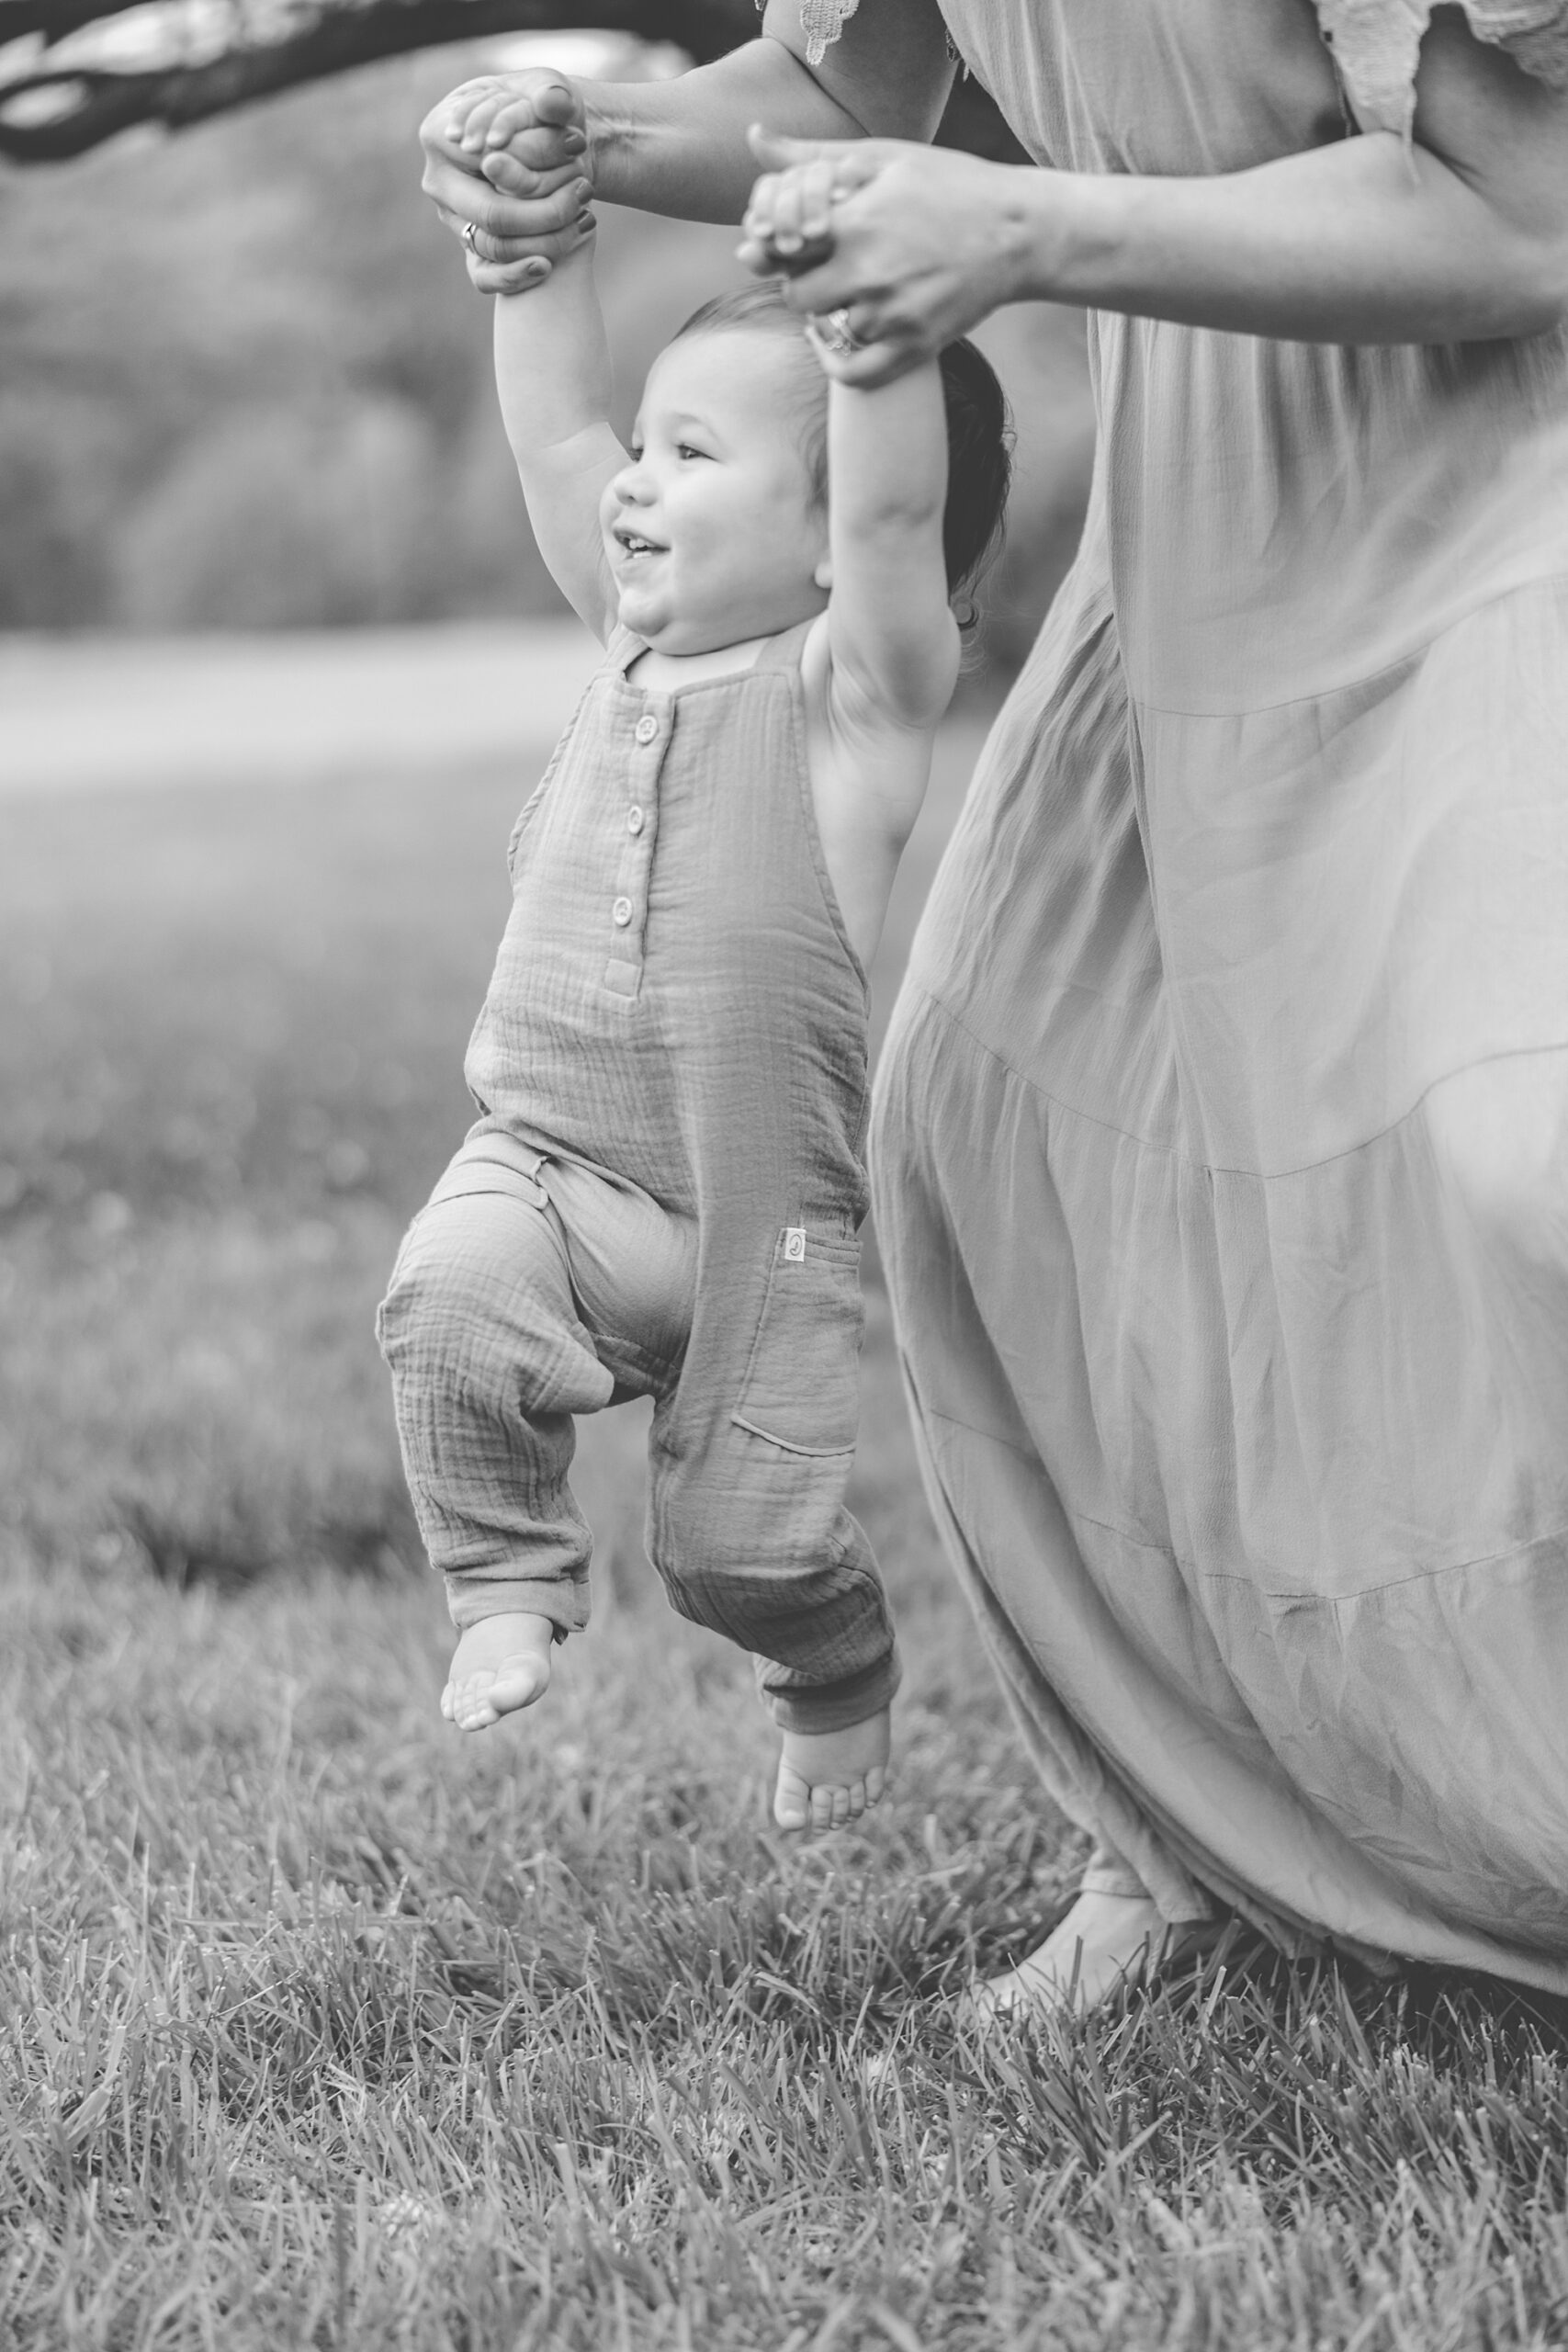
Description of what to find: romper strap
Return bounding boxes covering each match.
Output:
[752,614,820,677]
[605,623,649,679]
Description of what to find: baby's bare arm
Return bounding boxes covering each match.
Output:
[487,232,625,643]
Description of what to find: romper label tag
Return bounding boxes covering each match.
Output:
[784,1227,807,1262]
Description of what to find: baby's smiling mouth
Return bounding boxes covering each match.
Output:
[614,527,665,560]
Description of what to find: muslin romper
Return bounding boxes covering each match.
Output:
[867,0,1568,1988]
[378,620,900,1736]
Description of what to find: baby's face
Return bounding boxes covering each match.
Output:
[600,330,829,656]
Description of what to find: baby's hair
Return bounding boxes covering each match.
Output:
[671,282,1012,604]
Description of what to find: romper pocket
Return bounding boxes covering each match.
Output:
[731,1227,864,1457]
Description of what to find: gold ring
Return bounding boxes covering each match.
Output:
[813,308,862,357]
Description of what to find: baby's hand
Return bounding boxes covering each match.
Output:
[774,1706,891,1833]
[738,126,883,276]
[742,157,840,272]
[443,1611,555,1732]
[434,76,592,293]
[446,74,587,175]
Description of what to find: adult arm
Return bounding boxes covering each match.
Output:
[743,9,1568,371]
[419,0,953,290]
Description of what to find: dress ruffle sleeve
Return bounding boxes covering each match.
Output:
[1316,0,1568,139]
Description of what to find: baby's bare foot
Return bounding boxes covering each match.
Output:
[443,1611,555,1732]
[773,1706,891,1833]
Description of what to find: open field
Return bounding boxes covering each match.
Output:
[3,635,1567,2349]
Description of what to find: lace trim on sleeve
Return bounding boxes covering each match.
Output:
[1315,0,1568,140]
[1462,0,1568,85]
[799,0,861,69]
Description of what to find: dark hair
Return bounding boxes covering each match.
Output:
[671,282,1012,602]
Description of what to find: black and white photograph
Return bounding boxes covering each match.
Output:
[3,0,1567,2343]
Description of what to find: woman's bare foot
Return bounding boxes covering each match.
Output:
[970,1888,1175,2019]
[774,1706,890,1832]
[442,1611,555,1732]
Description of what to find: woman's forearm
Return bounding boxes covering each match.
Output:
[582,0,952,222]
[580,41,855,223]
[750,13,1568,373]
[1032,133,1568,345]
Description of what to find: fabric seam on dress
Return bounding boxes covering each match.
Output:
[905,979,1568,1184]
[1130,566,1568,722]
[925,1407,1568,1601]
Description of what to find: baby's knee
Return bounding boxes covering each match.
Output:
[1427,1054,1568,1264]
[378,1203,609,1418]
[379,1210,505,1358]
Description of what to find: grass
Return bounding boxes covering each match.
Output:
[3,679,1567,2348]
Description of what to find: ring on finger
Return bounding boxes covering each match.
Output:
[812,307,863,357]
[462,218,483,257]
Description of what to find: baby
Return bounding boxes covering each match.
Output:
[378,96,1010,1833]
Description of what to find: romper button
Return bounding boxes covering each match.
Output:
[635,714,658,744]
[612,896,633,927]
[627,805,645,835]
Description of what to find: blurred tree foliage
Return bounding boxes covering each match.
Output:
[0,0,755,159]
[0,45,1093,650]
[0,0,1027,164]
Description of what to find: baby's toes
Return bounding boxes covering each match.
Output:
[774,1759,811,1831]
[446,1671,501,1732]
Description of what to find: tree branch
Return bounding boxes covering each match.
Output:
[0,0,1025,164]
[2,0,175,49]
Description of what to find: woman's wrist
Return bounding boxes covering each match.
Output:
[575,40,844,223]
[975,134,1568,345]
[572,80,632,208]
[1001,163,1123,312]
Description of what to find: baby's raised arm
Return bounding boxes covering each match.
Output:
[818,345,959,739]
[743,135,960,747]
[465,92,624,642]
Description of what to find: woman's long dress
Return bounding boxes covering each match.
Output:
[872,0,1568,1989]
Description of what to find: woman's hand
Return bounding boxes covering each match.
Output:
[748,18,1568,358]
[420,73,594,293]
[740,128,1039,381]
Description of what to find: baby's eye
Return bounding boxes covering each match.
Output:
[676,443,708,462]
